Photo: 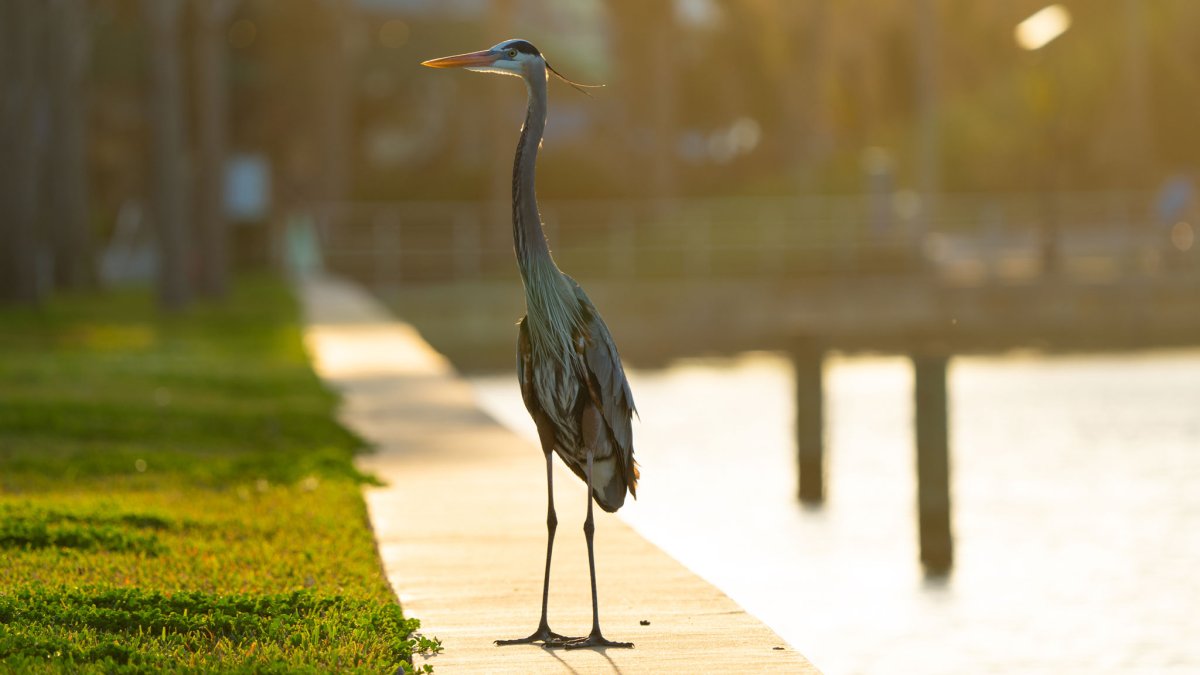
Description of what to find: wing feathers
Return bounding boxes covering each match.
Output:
[571,283,638,497]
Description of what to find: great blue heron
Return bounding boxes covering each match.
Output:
[422,40,638,650]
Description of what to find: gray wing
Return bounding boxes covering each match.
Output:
[516,316,538,414]
[570,281,638,494]
[516,316,559,455]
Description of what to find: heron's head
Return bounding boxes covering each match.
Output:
[422,39,544,79]
[422,39,599,94]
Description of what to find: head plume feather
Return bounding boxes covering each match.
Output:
[545,59,604,97]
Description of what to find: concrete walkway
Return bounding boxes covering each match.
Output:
[299,275,818,674]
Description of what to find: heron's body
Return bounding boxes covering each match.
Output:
[423,39,637,649]
[517,281,637,512]
[511,83,637,511]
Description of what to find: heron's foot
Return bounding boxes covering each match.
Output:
[495,624,574,647]
[559,630,634,650]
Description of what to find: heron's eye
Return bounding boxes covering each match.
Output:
[506,49,518,59]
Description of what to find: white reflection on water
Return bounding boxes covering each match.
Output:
[471,351,1200,675]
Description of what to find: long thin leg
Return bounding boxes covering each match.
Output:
[562,450,633,650]
[496,450,574,646]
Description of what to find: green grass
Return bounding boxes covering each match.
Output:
[0,277,439,673]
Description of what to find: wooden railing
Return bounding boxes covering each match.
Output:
[310,191,1193,287]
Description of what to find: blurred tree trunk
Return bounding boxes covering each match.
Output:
[780,0,832,192]
[914,0,940,242]
[1120,0,1152,186]
[193,0,235,298]
[46,0,95,291]
[608,0,677,201]
[645,6,676,203]
[0,0,49,305]
[488,0,516,207]
[143,0,191,311]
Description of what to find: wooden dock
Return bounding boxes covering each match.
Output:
[299,275,819,673]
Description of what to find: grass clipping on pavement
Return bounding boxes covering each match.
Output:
[0,278,440,673]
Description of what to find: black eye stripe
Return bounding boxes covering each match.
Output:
[500,39,540,56]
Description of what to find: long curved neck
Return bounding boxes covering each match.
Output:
[512,63,581,359]
[512,62,556,283]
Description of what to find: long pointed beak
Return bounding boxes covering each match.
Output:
[421,49,498,69]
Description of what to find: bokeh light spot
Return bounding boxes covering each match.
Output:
[729,117,762,154]
[1170,221,1194,252]
[1015,5,1071,51]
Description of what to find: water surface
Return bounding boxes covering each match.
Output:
[471,351,1200,674]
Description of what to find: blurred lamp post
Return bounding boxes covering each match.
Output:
[1015,5,1071,277]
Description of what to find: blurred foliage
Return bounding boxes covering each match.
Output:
[70,1,1200,233]
[342,0,1198,199]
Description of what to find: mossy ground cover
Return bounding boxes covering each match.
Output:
[0,278,439,673]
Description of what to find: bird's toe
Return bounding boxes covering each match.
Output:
[495,626,576,647]
[557,632,634,650]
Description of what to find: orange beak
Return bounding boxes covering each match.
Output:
[421,49,499,69]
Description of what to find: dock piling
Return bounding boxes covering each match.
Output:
[794,338,825,505]
[913,352,953,575]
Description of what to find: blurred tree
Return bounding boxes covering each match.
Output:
[193,0,237,299]
[143,0,191,311]
[0,0,49,305]
[46,0,96,291]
